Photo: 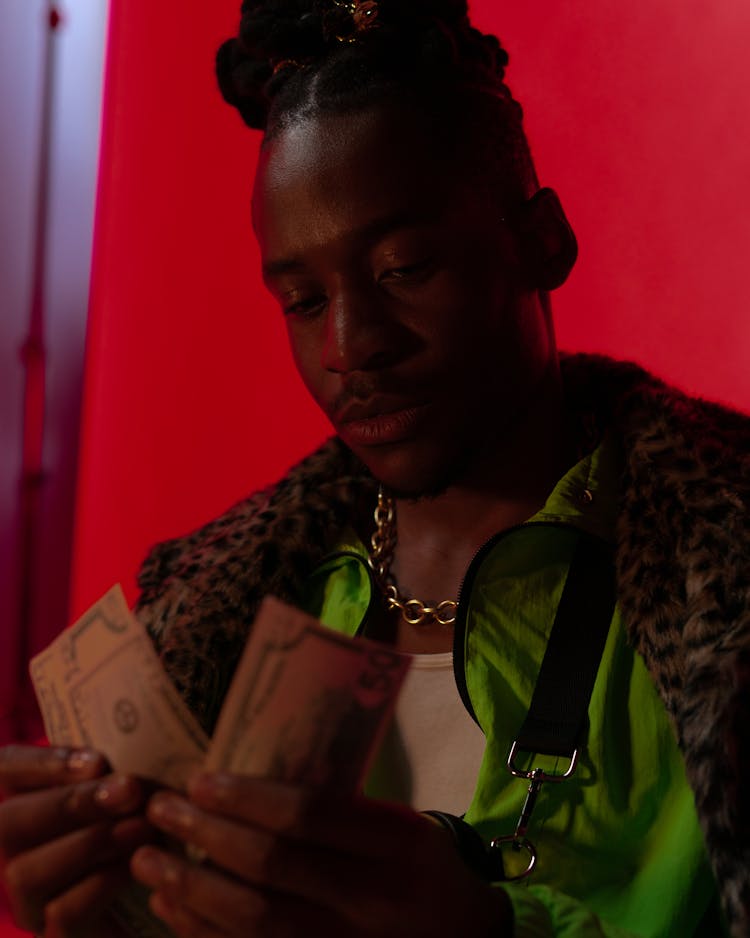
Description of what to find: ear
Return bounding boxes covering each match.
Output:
[516,188,578,291]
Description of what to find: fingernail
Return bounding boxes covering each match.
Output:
[150,795,195,831]
[133,848,181,887]
[66,749,102,775]
[187,770,230,803]
[94,775,133,807]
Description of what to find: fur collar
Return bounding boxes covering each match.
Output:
[136,353,750,934]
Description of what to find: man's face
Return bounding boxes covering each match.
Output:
[252,103,555,496]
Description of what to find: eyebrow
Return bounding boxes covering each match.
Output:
[261,209,437,279]
[262,257,306,278]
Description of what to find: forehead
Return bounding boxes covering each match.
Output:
[251,106,458,255]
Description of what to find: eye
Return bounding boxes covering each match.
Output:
[378,258,434,283]
[283,293,327,319]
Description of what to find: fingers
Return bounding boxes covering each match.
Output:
[0,746,108,795]
[145,793,368,916]
[42,865,131,938]
[133,848,345,938]
[0,774,147,861]
[5,817,152,933]
[137,781,512,938]
[0,747,152,937]
[149,894,227,938]
[186,772,428,856]
[135,848,259,935]
[143,785,445,931]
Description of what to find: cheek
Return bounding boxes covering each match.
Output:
[416,270,515,361]
[285,321,328,404]
[467,251,544,352]
[286,326,315,382]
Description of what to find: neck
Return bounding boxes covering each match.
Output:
[389,358,567,616]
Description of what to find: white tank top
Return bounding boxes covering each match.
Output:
[368,652,486,815]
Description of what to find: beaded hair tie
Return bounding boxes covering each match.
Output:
[271,0,380,76]
[324,0,380,43]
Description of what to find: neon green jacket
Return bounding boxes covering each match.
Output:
[301,437,723,937]
[136,356,750,935]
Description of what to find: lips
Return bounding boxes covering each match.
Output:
[334,399,431,446]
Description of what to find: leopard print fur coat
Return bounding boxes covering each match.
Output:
[136,353,750,936]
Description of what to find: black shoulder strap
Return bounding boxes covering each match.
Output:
[514,531,616,759]
[436,530,618,883]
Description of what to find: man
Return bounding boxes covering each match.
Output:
[1,2,748,935]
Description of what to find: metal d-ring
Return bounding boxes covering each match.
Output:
[507,739,579,781]
[489,834,538,881]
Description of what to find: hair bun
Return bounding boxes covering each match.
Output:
[216,38,272,130]
[217,1,328,129]
[217,0,516,130]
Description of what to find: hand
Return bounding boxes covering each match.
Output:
[0,745,153,937]
[132,772,512,937]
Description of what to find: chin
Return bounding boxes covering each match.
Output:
[353,439,478,501]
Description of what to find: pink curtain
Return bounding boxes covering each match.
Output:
[0,3,107,930]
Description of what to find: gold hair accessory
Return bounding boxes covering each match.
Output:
[368,486,458,627]
[329,0,380,43]
[271,58,305,76]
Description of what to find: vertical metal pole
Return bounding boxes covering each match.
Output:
[16,2,62,741]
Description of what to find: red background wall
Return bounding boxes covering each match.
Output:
[71,0,750,618]
[1,2,748,931]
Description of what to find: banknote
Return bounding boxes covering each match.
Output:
[31,587,410,937]
[30,584,209,790]
[206,595,411,791]
[32,586,410,794]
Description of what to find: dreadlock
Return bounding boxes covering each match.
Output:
[216,0,538,203]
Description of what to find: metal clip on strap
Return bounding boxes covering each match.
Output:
[490,532,616,881]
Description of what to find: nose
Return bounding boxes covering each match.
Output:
[321,279,400,374]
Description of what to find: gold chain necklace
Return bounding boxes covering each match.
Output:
[367,486,458,627]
